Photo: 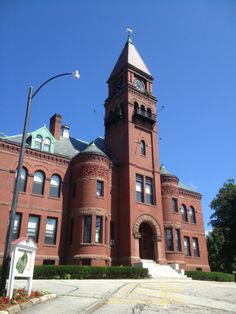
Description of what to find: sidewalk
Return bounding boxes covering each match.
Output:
[15,278,236,313]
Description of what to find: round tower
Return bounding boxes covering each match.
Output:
[160,165,185,266]
[68,142,111,266]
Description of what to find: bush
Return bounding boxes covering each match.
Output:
[185,271,234,282]
[33,265,148,280]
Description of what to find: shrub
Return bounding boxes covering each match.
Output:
[33,265,148,280]
[185,271,234,282]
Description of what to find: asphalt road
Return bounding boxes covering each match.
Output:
[15,278,236,313]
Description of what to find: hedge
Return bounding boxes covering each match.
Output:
[186,271,234,282]
[32,265,148,279]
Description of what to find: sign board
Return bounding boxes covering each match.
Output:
[7,237,37,299]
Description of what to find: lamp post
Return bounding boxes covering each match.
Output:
[0,71,80,295]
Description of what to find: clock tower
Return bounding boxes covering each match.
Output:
[105,36,166,265]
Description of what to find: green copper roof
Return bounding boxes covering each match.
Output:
[80,141,108,158]
[108,37,152,81]
[160,165,199,194]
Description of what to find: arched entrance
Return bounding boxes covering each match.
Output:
[133,214,163,263]
[139,222,155,259]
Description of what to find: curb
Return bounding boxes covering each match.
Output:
[0,293,56,314]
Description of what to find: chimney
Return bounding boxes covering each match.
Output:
[50,113,62,140]
[61,124,70,138]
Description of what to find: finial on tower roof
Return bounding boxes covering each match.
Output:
[126,27,133,42]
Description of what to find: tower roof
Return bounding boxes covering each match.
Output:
[108,36,152,81]
[80,141,108,158]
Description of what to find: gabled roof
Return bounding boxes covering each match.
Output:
[108,36,152,81]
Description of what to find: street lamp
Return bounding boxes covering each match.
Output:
[0,71,80,295]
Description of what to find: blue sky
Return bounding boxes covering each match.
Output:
[1,0,235,230]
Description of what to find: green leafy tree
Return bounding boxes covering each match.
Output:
[207,228,225,272]
[208,179,236,272]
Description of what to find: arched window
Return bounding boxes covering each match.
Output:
[181,204,188,222]
[140,140,146,156]
[35,135,43,150]
[147,107,152,118]
[19,167,27,192]
[32,171,45,195]
[50,174,61,198]
[189,206,196,224]
[141,105,145,116]
[44,137,51,152]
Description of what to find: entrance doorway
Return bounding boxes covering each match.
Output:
[139,222,155,259]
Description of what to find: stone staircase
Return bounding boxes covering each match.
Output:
[140,259,190,279]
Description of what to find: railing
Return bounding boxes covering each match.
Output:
[134,107,156,124]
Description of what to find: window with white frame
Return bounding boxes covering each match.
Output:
[136,174,144,203]
[44,137,51,152]
[189,206,196,224]
[193,237,200,257]
[184,236,191,256]
[35,135,43,150]
[181,204,188,222]
[45,217,57,244]
[12,213,22,240]
[95,216,103,243]
[165,228,174,251]
[96,180,104,197]
[146,176,153,204]
[32,171,45,195]
[27,215,40,242]
[19,167,27,192]
[83,215,92,243]
[50,174,61,198]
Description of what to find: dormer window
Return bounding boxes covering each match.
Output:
[44,137,51,152]
[35,135,43,150]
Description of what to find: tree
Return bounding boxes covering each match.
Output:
[207,228,225,272]
[208,179,236,273]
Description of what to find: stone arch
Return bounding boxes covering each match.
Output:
[133,214,162,241]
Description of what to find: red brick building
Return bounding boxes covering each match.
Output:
[0,37,210,271]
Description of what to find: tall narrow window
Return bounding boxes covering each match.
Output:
[189,206,196,224]
[136,175,144,203]
[181,204,188,222]
[12,213,22,240]
[146,177,153,205]
[45,217,57,244]
[184,236,191,256]
[193,238,200,257]
[19,167,27,192]
[50,174,61,198]
[27,215,40,242]
[147,108,152,118]
[96,180,104,197]
[166,228,174,251]
[175,228,181,251]
[83,216,92,243]
[172,198,178,212]
[95,216,103,243]
[140,140,146,156]
[35,135,43,150]
[32,171,45,195]
[110,221,115,246]
[44,137,51,152]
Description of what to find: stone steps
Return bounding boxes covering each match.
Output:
[140,259,191,279]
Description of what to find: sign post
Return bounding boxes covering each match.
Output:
[7,237,37,299]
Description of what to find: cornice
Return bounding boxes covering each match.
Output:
[0,139,70,166]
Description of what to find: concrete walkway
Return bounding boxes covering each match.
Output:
[15,278,236,313]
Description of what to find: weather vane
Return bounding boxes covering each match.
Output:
[126,28,133,38]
